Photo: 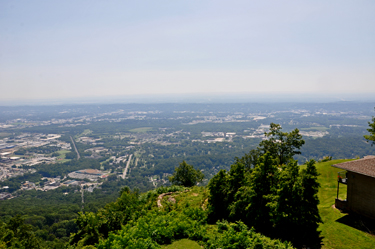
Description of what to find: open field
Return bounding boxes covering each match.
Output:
[55,150,71,163]
[56,150,70,158]
[129,127,153,133]
[315,159,375,249]
[75,129,93,139]
[80,129,92,136]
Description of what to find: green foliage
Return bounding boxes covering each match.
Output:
[14,146,60,155]
[207,170,231,221]
[207,125,321,247]
[207,160,248,222]
[65,152,77,159]
[204,221,293,249]
[70,187,148,247]
[97,209,293,249]
[259,123,305,165]
[152,185,186,195]
[230,153,278,232]
[169,161,204,187]
[364,110,375,146]
[0,215,41,248]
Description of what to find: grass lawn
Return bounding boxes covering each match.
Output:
[301,126,329,131]
[80,129,92,136]
[172,186,207,210]
[56,150,70,158]
[315,159,375,249]
[161,239,202,249]
[55,150,71,163]
[129,127,152,133]
[74,129,93,139]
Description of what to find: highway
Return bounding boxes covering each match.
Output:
[122,154,132,179]
[70,136,80,159]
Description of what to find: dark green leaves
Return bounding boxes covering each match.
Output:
[169,161,204,187]
[364,110,375,146]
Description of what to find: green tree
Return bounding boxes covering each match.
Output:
[207,169,230,221]
[299,159,322,244]
[208,160,249,222]
[259,123,305,165]
[234,123,304,170]
[229,153,278,233]
[269,159,322,247]
[4,215,41,248]
[364,110,375,146]
[70,187,143,247]
[169,161,204,187]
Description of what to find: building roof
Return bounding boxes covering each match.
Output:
[332,156,375,178]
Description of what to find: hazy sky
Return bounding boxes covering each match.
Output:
[1,0,374,102]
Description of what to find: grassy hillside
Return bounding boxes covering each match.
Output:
[312,159,375,249]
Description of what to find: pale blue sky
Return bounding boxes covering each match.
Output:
[1,1,374,101]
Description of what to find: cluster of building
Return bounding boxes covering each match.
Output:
[39,176,102,192]
[299,131,329,138]
[0,133,70,157]
[0,192,12,200]
[68,169,108,180]
[0,168,109,199]
[0,133,71,181]
[77,136,102,145]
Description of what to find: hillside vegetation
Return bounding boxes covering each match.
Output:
[69,159,375,249]
[2,119,375,248]
[1,160,375,248]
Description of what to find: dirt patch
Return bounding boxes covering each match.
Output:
[192,193,199,196]
[201,198,208,210]
[157,189,189,208]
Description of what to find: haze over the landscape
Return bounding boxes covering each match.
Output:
[1,2,375,247]
[1,0,374,104]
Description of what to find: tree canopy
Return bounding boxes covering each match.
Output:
[364,109,375,146]
[208,124,321,247]
[169,161,204,187]
[235,123,305,169]
[259,123,305,165]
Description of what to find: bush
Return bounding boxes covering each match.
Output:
[204,221,294,249]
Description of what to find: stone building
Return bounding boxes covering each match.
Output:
[332,156,375,219]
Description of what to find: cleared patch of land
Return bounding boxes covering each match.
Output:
[56,150,71,163]
[301,126,329,131]
[129,127,153,133]
[0,132,11,139]
[161,239,202,249]
[75,129,93,139]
